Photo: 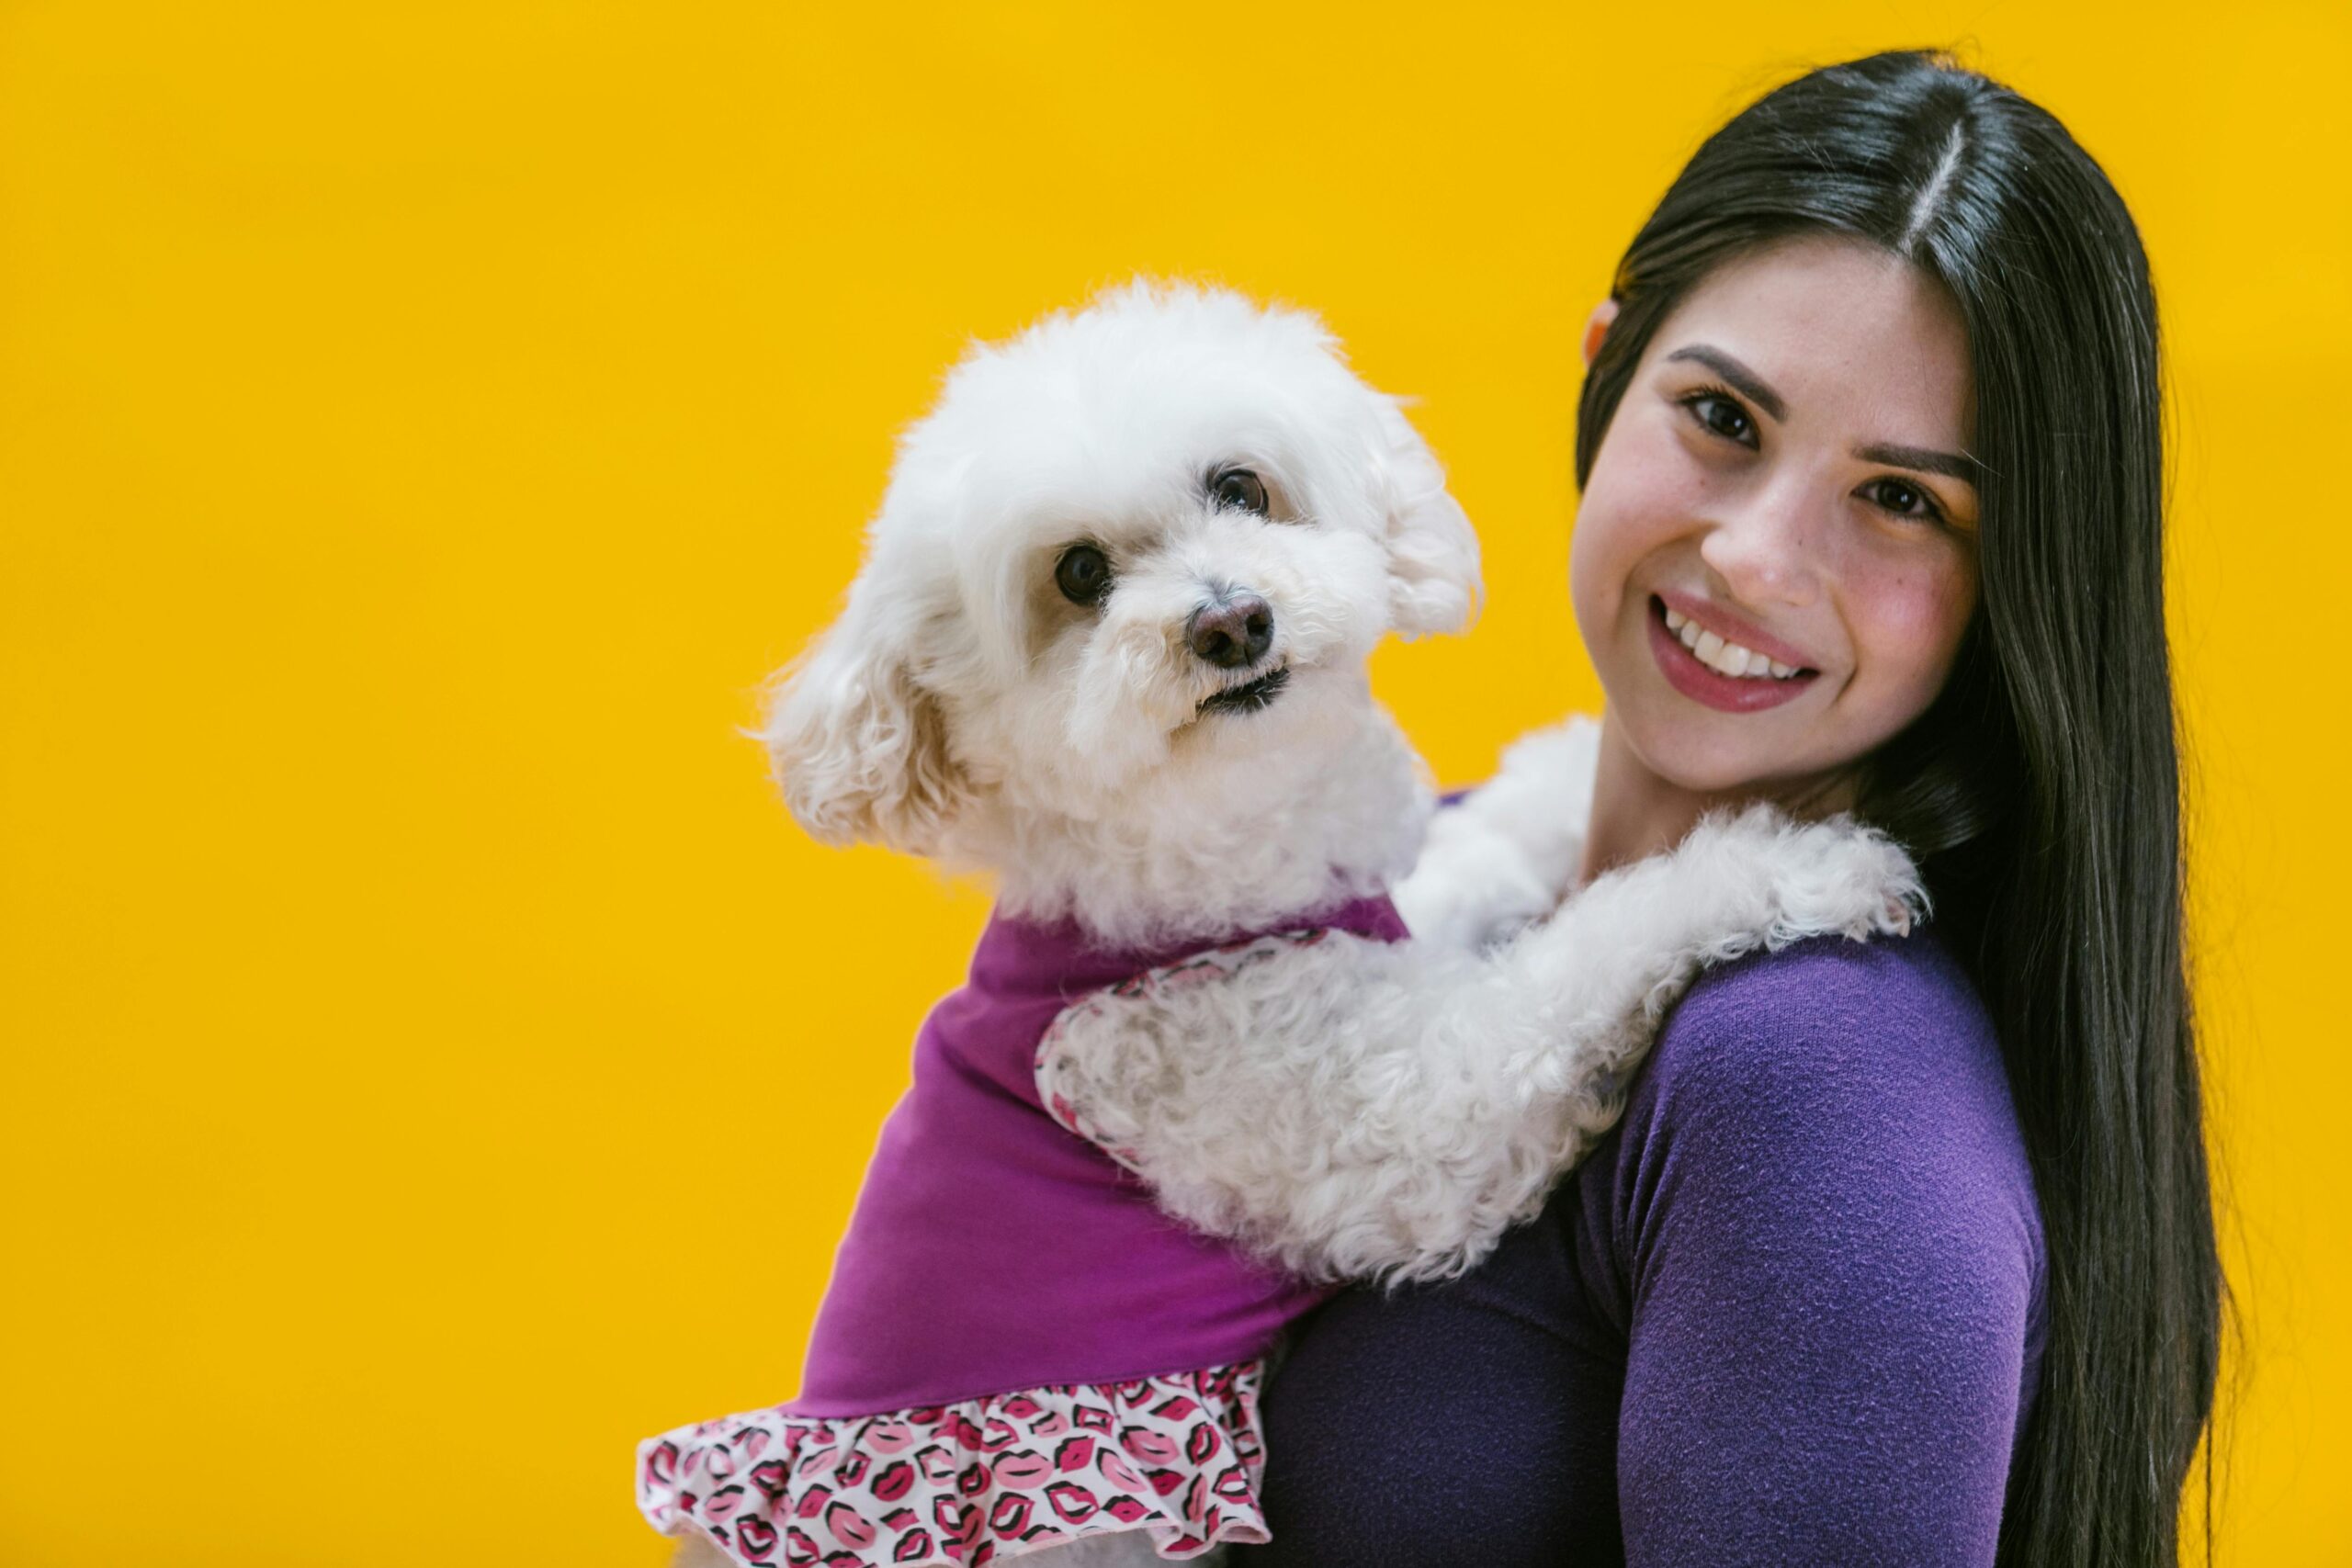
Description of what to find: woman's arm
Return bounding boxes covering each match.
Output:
[1036,806,1926,1284]
[1608,937,2044,1564]
[1236,936,2045,1568]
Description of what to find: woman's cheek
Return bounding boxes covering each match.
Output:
[1570,413,1710,629]
[1849,548,1978,723]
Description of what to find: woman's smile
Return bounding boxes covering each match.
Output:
[1645,591,1820,713]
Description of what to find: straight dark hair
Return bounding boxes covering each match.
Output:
[1575,51,2224,1565]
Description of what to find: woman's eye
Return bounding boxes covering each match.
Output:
[1055,543,1114,606]
[1209,468,1270,515]
[1861,477,1942,523]
[1683,392,1756,447]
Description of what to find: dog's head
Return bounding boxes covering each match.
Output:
[763,280,1479,856]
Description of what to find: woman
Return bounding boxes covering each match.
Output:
[1236,51,2222,1565]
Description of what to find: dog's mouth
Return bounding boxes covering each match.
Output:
[1197,665,1291,716]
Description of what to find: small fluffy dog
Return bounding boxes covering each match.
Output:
[638,282,1922,1568]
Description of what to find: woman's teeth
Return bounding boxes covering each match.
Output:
[1664,605,1802,680]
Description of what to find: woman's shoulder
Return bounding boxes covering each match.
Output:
[1580,924,2049,1453]
[1637,926,2014,1141]
[1681,919,1986,1024]
[1604,926,2045,1293]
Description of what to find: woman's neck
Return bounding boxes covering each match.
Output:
[1578,708,1856,885]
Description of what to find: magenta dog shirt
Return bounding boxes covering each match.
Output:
[638,896,1408,1567]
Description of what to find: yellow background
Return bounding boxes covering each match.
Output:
[3,3,2342,1562]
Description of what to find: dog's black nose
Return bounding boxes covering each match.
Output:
[1187,592,1274,670]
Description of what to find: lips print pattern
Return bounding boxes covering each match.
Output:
[639,1363,1269,1566]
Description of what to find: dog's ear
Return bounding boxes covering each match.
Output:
[756,593,969,855]
[1366,396,1482,637]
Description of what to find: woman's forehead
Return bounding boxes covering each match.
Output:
[1647,234,1974,442]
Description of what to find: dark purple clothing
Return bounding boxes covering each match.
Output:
[1236,930,2047,1566]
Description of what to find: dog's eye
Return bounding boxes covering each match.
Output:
[1209,467,1270,516]
[1055,543,1114,606]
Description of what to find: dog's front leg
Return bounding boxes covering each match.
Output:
[1039,807,1925,1285]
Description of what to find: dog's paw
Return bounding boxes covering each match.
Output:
[1034,998,1153,1170]
[1764,813,1928,942]
[1674,805,1927,946]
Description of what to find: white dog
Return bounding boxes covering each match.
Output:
[639,281,1923,1568]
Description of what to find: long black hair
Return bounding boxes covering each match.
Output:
[1576,51,2224,1566]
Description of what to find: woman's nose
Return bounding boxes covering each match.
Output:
[1697,478,1823,610]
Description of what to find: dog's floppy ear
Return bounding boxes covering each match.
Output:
[757,591,969,855]
[1366,396,1482,637]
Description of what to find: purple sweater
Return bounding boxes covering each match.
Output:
[1234,930,2047,1566]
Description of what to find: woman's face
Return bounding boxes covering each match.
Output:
[1569,234,1982,803]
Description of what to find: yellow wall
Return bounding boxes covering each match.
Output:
[3,4,2340,1562]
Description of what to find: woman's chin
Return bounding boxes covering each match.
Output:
[1615,703,1849,804]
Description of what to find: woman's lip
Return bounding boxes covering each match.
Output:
[1646,596,1818,713]
[1653,588,1816,671]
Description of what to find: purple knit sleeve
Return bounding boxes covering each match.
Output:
[1603,934,2046,1565]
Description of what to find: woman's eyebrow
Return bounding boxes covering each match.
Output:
[1663,344,1786,421]
[1854,441,1984,486]
[1665,342,1982,487]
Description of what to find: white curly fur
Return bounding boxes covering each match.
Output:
[719,281,1926,1568]
[1390,715,1606,953]
[758,275,1928,1293]
[757,277,1477,949]
[1038,789,1925,1287]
